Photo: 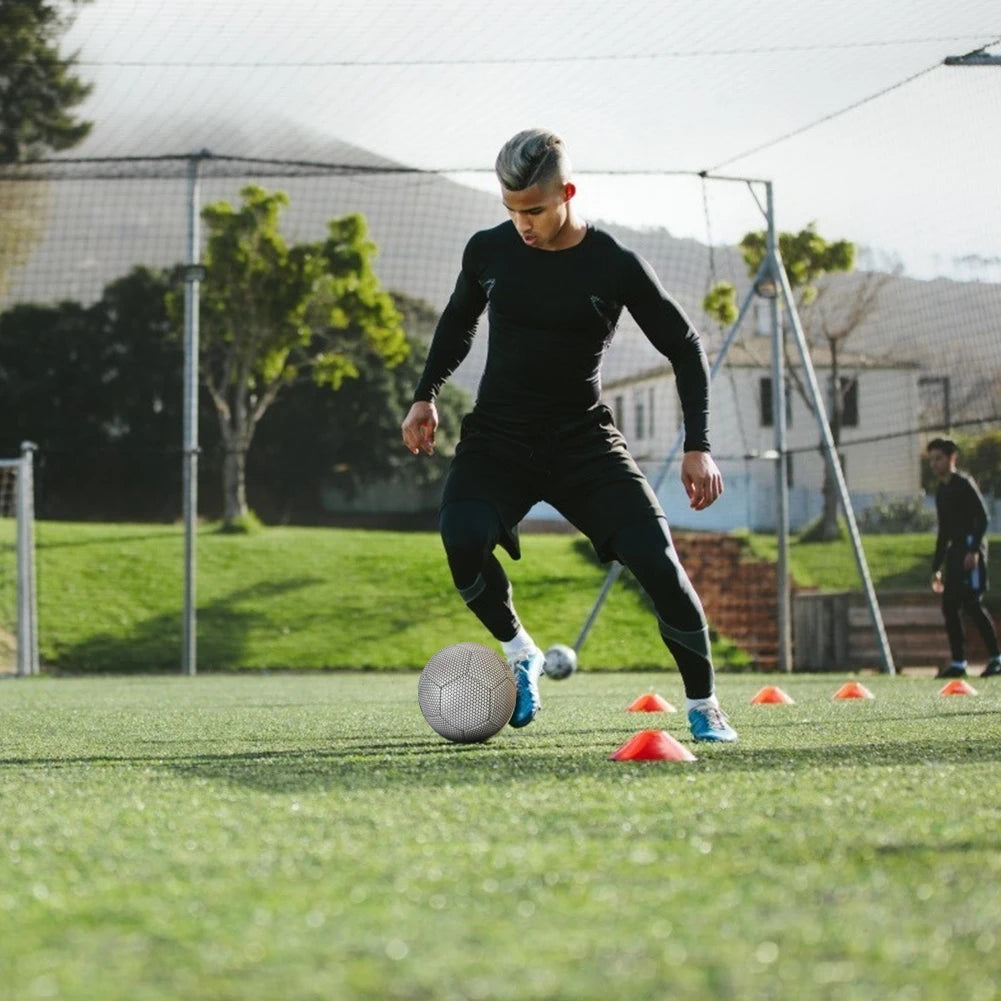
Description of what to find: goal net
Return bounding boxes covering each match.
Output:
[0,42,999,674]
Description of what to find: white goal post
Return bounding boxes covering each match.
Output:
[0,442,39,676]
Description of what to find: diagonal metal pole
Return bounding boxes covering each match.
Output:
[762,183,793,672]
[773,247,896,674]
[574,262,767,654]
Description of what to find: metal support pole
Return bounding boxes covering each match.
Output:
[16,441,38,676]
[763,182,793,673]
[182,151,207,676]
[774,251,896,675]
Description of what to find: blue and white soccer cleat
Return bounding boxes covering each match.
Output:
[688,703,738,743]
[507,647,544,728]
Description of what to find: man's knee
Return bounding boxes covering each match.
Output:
[610,516,705,626]
[611,517,681,581]
[439,499,501,587]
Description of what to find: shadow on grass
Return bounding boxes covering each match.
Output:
[37,529,181,550]
[8,730,998,794]
[868,556,937,590]
[165,732,1001,791]
[52,576,322,672]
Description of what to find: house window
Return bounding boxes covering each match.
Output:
[759,377,793,427]
[634,391,646,441]
[753,302,771,336]
[647,386,655,438]
[831,376,859,427]
[613,394,625,429]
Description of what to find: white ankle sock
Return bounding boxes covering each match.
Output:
[685,694,720,713]
[502,629,535,659]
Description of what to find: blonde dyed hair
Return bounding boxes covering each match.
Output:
[495,129,571,192]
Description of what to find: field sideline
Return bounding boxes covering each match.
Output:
[2,671,1000,1000]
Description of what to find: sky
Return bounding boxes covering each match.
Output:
[62,0,1001,280]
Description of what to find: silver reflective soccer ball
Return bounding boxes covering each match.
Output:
[418,642,517,743]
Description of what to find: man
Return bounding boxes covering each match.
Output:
[927,437,1001,678]
[401,128,737,741]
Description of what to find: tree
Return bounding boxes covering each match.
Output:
[247,293,470,523]
[0,269,457,523]
[0,1,94,297]
[0,0,94,162]
[172,185,409,527]
[704,223,891,540]
[0,267,198,518]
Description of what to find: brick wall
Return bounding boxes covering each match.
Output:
[673,534,780,670]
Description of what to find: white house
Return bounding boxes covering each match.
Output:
[528,322,924,532]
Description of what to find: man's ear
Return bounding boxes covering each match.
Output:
[563,181,577,202]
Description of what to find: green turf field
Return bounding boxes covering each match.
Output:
[2,672,1000,1000]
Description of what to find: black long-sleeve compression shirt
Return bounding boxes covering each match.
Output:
[933,470,990,573]
[413,221,712,452]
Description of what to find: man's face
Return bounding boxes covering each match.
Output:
[928,448,954,481]
[501,180,574,250]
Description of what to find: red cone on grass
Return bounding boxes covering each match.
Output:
[627,693,677,713]
[750,685,794,705]
[610,729,697,762]
[833,681,875,700]
[939,678,977,696]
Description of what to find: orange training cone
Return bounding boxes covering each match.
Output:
[750,685,795,705]
[833,681,875,700]
[627,693,677,713]
[610,730,697,762]
[939,678,977,696]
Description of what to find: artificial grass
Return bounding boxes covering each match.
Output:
[1,672,1000,1000]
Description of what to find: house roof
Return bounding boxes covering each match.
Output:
[603,339,922,390]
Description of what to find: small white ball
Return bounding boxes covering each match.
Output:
[543,644,578,680]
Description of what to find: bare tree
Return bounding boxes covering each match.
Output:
[794,269,895,538]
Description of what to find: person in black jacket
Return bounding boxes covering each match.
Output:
[401,128,737,741]
[927,437,1001,678]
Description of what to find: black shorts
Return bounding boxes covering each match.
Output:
[441,405,664,563]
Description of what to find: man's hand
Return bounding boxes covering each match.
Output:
[963,551,979,572]
[681,451,723,510]
[931,571,944,594]
[402,401,439,456]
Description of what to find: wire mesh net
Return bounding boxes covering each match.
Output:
[2,1,1000,672]
[3,154,997,530]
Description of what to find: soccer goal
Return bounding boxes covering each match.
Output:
[0,443,39,676]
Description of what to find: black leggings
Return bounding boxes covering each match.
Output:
[942,589,1000,662]
[439,499,714,699]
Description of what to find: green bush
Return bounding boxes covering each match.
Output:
[216,511,265,535]
[858,495,935,534]
[797,515,847,543]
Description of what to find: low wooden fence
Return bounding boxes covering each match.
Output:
[792,589,1001,672]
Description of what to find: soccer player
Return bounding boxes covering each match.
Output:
[401,128,737,741]
[927,437,1001,678]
